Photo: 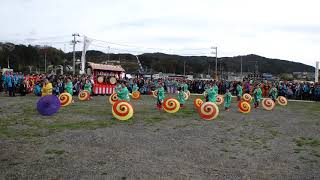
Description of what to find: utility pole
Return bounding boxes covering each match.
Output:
[315,61,319,83]
[211,46,218,79]
[3,43,15,69]
[215,47,218,80]
[72,33,80,75]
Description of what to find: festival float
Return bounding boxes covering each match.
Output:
[87,62,125,95]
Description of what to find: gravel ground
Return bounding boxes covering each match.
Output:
[0,95,320,180]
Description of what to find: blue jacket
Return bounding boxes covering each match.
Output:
[6,76,14,88]
[34,85,41,96]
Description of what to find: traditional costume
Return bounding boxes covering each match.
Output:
[177,90,185,108]
[236,84,243,101]
[183,83,188,92]
[253,86,262,108]
[84,82,92,95]
[213,84,219,94]
[156,86,165,109]
[269,86,278,102]
[115,83,121,94]
[118,86,130,102]
[207,87,217,103]
[224,91,232,111]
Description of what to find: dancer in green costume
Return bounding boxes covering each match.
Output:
[224,89,232,111]
[83,79,92,94]
[207,84,217,103]
[253,84,262,108]
[236,83,243,101]
[177,87,185,108]
[156,83,165,109]
[117,82,130,102]
[269,84,278,102]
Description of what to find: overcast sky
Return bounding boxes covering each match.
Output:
[1,0,319,66]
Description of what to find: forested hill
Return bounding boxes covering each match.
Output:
[67,51,314,75]
[0,43,314,74]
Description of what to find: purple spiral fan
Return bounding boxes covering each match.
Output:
[37,95,61,116]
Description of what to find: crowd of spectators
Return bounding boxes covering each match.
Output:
[0,72,94,97]
[1,72,320,102]
[184,80,320,101]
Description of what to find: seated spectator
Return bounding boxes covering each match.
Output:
[19,80,28,96]
[41,79,53,96]
[34,82,42,96]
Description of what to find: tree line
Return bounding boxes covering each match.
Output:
[0,43,314,75]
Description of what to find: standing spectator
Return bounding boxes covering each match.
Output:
[315,83,320,102]
[309,84,315,101]
[302,83,309,100]
[287,86,294,99]
[6,72,15,97]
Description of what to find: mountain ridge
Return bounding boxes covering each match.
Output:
[0,43,314,75]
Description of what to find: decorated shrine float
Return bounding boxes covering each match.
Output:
[87,62,125,95]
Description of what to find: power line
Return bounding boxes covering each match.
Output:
[88,36,210,54]
[90,43,149,54]
[90,43,208,56]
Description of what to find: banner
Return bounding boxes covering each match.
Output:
[80,36,91,74]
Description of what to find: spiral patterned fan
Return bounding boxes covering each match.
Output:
[109,93,118,105]
[59,93,72,107]
[78,90,90,101]
[262,98,275,111]
[216,95,224,105]
[131,91,141,100]
[242,93,252,102]
[194,98,203,109]
[277,96,288,106]
[183,92,189,100]
[186,90,191,97]
[238,101,251,113]
[163,98,180,113]
[152,90,158,98]
[112,101,134,121]
[198,102,219,120]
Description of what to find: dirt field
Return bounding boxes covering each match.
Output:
[0,95,320,180]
